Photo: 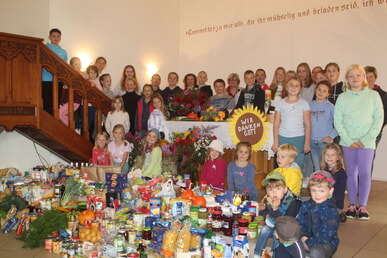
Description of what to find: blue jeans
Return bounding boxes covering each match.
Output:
[279,135,305,172]
[254,225,279,255]
[310,140,327,171]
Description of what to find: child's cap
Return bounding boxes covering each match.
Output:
[276,216,301,242]
[208,140,224,154]
[261,171,286,186]
[149,128,161,138]
[310,170,335,185]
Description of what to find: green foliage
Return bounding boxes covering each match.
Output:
[0,191,27,212]
[18,210,68,248]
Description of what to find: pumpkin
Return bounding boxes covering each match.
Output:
[187,112,198,119]
[78,209,95,225]
[191,196,206,207]
[181,189,194,200]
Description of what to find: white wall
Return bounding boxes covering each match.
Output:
[0,131,67,172]
[0,0,386,180]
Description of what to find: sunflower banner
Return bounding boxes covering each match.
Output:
[228,105,271,152]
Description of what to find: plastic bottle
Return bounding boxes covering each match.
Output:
[241,190,250,201]
[233,190,242,205]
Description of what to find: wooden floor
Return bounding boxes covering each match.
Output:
[0,180,387,257]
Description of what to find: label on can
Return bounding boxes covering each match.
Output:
[44,237,53,252]
[52,239,61,254]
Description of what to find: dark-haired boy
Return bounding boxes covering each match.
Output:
[42,28,68,114]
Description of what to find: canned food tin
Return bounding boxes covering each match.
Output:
[52,238,61,254]
[44,237,53,252]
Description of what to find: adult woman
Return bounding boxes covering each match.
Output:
[113,65,138,96]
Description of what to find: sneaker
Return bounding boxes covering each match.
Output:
[357,206,370,220]
[344,205,357,219]
[339,212,347,223]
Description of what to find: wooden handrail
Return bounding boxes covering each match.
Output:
[0,32,111,140]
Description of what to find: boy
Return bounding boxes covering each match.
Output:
[234,70,265,113]
[297,171,340,258]
[273,144,303,196]
[197,71,213,98]
[42,28,68,114]
[161,72,182,115]
[255,68,269,91]
[254,172,301,257]
[273,216,305,258]
[151,74,162,94]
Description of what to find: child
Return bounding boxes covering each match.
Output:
[254,172,301,257]
[311,66,323,84]
[100,73,114,99]
[91,131,110,165]
[297,171,340,258]
[334,64,383,220]
[113,65,137,96]
[135,84,154,138]
[227,142,258,201]
[199,140,227,191]
[151,74,162,94]
[94,56,107,75]
[148,93,169,140]
[297,62,315,103]
[269,67,287,108]
[310,80,337,171]
[42,28,68,114]
[271,78,311,176]
[183,73,197,89]
[141,129,162,178]
[286,70,297,81]
[234,70,265,113]
[161,72,183,114]
[272,144,303,196]
[273,216,305,258]
[108,124,131,174]
[59,57,84,126]
[197,71,213,98]
[105,96,130,140]
[122,77,141,134]
[325,62,343,104]
[320,143,347,222]
[86,65,102,91]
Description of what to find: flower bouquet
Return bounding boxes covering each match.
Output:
[125,132,143,169]
[167,86,208,116]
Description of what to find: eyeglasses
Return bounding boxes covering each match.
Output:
[229,78,238,81]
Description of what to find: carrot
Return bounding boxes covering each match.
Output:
[55,206,70,212]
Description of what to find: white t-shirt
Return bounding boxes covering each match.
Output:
[276,98,310,137]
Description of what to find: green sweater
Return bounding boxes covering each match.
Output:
[142,146,162,177]
[334,87,383,149]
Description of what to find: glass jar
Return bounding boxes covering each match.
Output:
[238,218,249,235]
[212,210,223,232]
[254,215,265,235]
[242,211,252,222]
[198,208,208,227]
[222,212,233,236]
[142,227,152,246]
[247,222,258,240]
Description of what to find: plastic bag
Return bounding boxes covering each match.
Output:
[158,179,176,199]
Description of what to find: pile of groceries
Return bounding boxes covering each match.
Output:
[0,164,266,258]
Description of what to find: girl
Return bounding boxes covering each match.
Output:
[108,124,131,174]
[105,96,130,140]
[269,67,287,108]
[310,80,337,171]
[334,64,383,220]
[296,62,315,103]
[122,77,141,134]
[135,84,154,138]
[325,62,343,104]
[86,65,102,91]
[91,131,110,165]
[141,129,162,178]
[272,78,311,173]
[227,142,258,201]
[113,65,137,96]
[100,73,114,99]
[199,140,227,191]
[148,93,169,140]
[314,70,328,85]
[320,143,347,222]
